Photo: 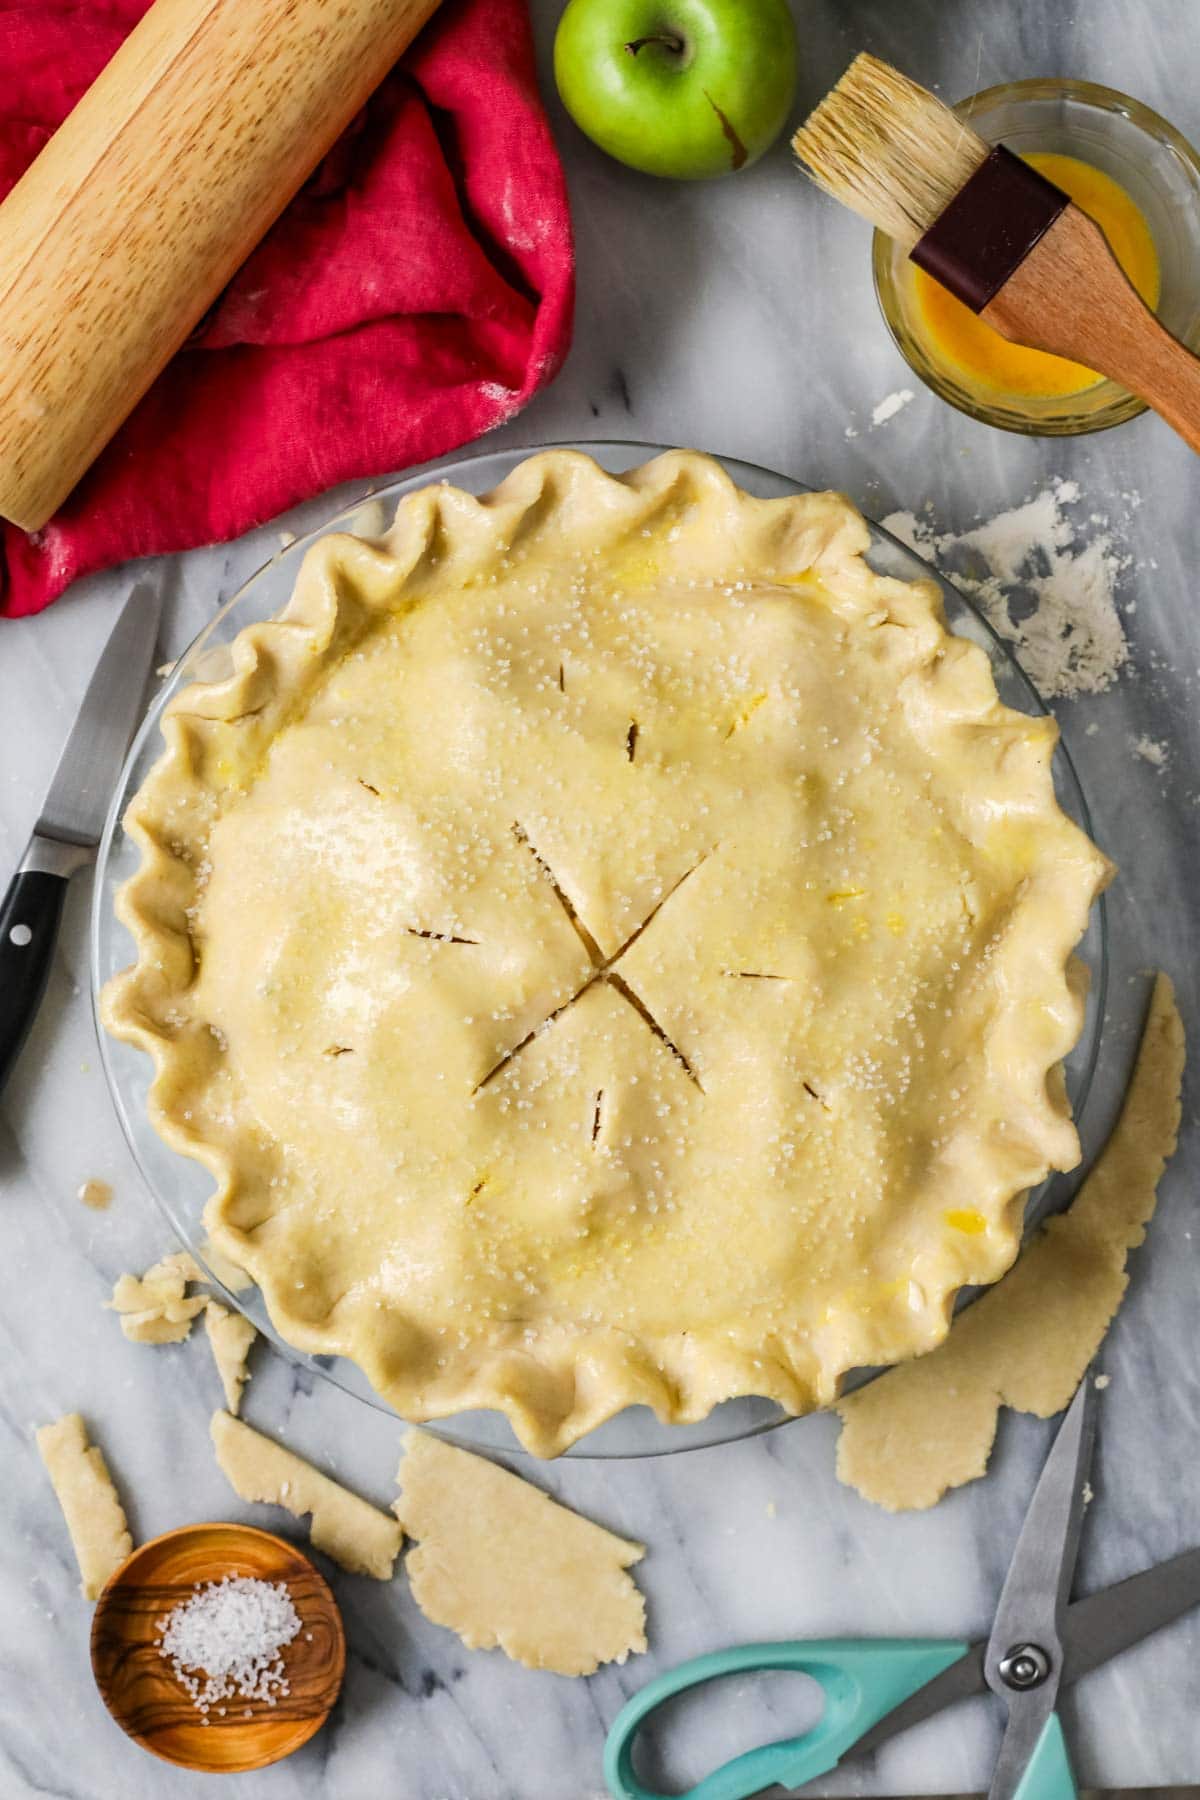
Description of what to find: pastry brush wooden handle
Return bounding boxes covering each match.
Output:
[984,205,1200,455]
[0,0,442,533]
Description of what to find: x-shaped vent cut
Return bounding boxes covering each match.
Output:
[473,825,707,1093]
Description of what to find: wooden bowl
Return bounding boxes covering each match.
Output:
[90,1523,345,1772]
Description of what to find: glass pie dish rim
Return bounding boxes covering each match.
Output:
[89,437,1109,1460]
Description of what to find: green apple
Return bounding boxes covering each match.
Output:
[553,0,798,180]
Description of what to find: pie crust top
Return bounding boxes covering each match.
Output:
[103,451,1111,1455]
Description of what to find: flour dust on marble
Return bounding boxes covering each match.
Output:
[883,479,1137,699]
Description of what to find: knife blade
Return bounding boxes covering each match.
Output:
[0,581,162,1093]
[35,580,164,850]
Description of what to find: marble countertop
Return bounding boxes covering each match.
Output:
[4,1,1200,1794]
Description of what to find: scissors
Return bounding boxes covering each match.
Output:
[605,1381,1200,1800]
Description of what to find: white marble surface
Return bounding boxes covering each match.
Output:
[4,1,1200,1794]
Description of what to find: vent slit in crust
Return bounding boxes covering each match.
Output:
[512,822,605,965]
[604,971,704,1091]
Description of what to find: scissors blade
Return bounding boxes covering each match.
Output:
[985,1381,1097,1696]
[983,1383,1097,1800]
[849,1643,987,1761]
[847,1547,1200,1775]
[1062,1547,1200,1683]
[847,1384,1096,1794]
[988,1685,1061,1800]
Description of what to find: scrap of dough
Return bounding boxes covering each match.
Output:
[36,1414,133,1601]
[210,1411,402,1578]
[110,1251,207,1342]
[205,1303,257,1414]
[836,974,1185,1511]
[394,1430,647,1676]
[119,1305,205,1345]
[112,1248,203,1301]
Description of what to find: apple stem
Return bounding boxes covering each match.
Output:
[624,32,685,56]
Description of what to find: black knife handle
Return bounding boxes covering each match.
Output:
[0,867,67,1094]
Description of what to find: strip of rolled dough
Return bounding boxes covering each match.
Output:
[36,1414,133,1601]
[836,973,1185,1511]
[204,1303,257,1414]
[210,1410,403,1578]
[394,1430,647,1676]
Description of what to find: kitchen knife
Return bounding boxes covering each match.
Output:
[0,583,163,1093]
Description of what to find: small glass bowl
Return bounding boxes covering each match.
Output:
[873,78,1200,435]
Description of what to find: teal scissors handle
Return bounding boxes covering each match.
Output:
[603,1637,970,1800]
[1012,1714,1078,1800]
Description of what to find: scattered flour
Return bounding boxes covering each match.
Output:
[872,388,915,427]
[479,379,521,420]
[1130,734,1168,768]
[882,479,1134,699]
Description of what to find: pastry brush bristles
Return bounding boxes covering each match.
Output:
[793,53,990,250]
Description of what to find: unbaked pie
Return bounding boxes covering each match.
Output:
[103,451,1110,1455]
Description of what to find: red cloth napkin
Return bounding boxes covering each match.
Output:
[0,0,574,618]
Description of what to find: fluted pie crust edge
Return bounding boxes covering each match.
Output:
[102,451,1112,1455]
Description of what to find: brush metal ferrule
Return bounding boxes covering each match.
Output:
[911,143,1069,312]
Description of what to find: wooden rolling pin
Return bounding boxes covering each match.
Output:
[0,0,442,532]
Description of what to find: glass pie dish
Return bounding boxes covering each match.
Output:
[90,441,1108,1458]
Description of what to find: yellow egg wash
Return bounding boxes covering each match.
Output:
[944,1208,987,1236]
[912,152,1160,397]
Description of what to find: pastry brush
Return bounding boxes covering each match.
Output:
[793,53,1200,452]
